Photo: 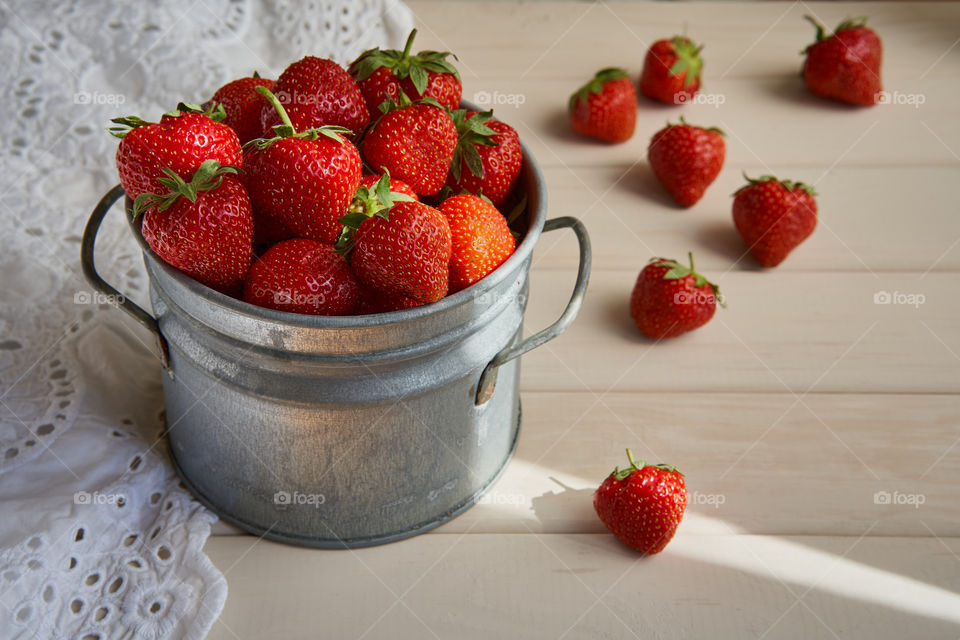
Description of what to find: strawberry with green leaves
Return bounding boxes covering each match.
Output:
[630,253,722,339]
[802,16,883,106]
[242,87,362,245]
[110,103,242,200]
[639,36,704,105]
[358,174,419,201]
[362,98,458,197]
[594,449,687,555]
[438,194,516,293]
[349,29,462,113]
[243,239,360,316]
[446,110,522,207]
[260,56,369,138]
[209,74,276,144]
[134,160,252,296]
[337,174,451,303]
[732,175,818,267]
[569,68,637,143]
[648,117,726,207]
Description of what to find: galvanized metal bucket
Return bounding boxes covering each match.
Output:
[81,141,590,548]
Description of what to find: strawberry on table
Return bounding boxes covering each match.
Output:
[110,104,242,200]
[594,449,687,555]
[261,56,369,138]
[568,67,637,143]
[438,194,516,293]
[337,174,451,303]
[243,239,360,316]
[802,16,883,106]
[242,87,362,245]
[209,74,276,144]
[630,253,722,339]
[133,160,252,296]
[446,110,522,207]
[648,117,725,207]
[362,98,458,197]
[732,174,818,267]
[639,36,704,105]
[349,29,462,113]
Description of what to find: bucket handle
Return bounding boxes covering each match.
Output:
[81,185,171,370]
[475,216,591,405]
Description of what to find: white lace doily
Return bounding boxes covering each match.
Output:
[0,1,414,637]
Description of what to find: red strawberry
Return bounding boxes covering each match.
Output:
[446,110,522,207]
[359,174,419,201]
[594,449,687,555]
[438,194,516,293]
[261,56,369,138]
[802,16,883,106]
[111,105,242,200]
[639,37,703,105]
[134,160,252,295]
[732,175,818,267]
[355,287,425,315]
[242,239,359,315]
[648,118,726,207]
[242,88,362,244]
[349,29,462,113]
[209,74,276,144]
[338,175,451,303]
[630,253,722,339]
[569,68,637,143]
[362,100,458,197]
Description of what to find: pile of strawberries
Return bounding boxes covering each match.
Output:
[110,30,524,316]
[583,18,883,555]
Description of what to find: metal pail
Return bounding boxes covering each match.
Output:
[81,141,590,548]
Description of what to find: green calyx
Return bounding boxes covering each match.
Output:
[334,172,416,256]
[351,28,460,98]
[449,109,499,182]
[734,172,817,197]
[131,159,237,219]
[108,102,226,139]
[654,251,725,308]
[610,448,681,481]
[668,36,704,90]
[802,16,868,53]
[568,67,630,111]
[245,86,352,149]
[669,115,724,136]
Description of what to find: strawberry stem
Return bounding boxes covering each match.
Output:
[401,29,417,59]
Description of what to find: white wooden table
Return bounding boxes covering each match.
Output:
[204,3,960,637]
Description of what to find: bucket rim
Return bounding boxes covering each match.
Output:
[128,134,546,329]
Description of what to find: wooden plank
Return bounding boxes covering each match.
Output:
[203,533,960,640]
[519,270,960,394]
[528,166,960,273]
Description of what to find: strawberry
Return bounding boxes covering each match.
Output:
[243,239,359,315]
[446,110,522,207]
[349,29,462,113]
[732,175,818,267]
[568,68,637,143]
[639,36,703,105]
[594,449,687,555]
[242,87,362,244]
[110,104,242,200]
[802,16,883,106]
[362,99,458,197]
[355,287,425,315]
[438,194,515,293]
[630,253,721,339]
[648,117,726,207]
[359,174,419,201]
[260,56,369,138]
[337,174,451,303]
[209,74,276,144]
[133,160,252,295]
